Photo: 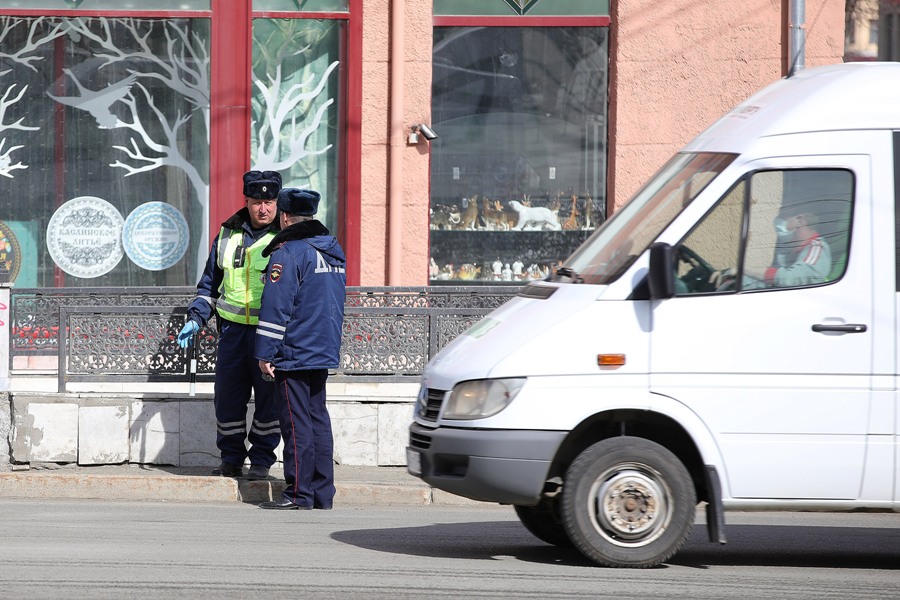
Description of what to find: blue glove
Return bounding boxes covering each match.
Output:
[178,320,199,349]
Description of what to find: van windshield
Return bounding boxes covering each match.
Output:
[554,152,736,285]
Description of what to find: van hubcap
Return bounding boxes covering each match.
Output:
[591,466,670,544]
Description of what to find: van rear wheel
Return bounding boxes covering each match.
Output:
[514,500,573,547]
[561,437,696,568]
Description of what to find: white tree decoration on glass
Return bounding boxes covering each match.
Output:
[63,18,210,133]
[0,17,65,177]
[55,17,211,278]
[252,58,339,173]
[0,17,65,76]
[251,19,339,184]
[0,86,36,178]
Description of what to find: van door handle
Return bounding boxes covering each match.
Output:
[811,323,867,333]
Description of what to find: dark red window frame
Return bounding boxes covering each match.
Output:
[218,1,362,285]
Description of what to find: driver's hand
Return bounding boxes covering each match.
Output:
[709,268,735,288]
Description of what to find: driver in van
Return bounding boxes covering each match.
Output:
[712,204,832,289]
[754,206,832,287]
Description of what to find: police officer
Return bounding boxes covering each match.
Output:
[255,188,346,510]
[178,170,283,480]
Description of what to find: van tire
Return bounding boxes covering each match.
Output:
[561,437,696,568]
[514,501,574,548]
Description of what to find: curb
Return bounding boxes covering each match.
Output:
[0,468,484,506]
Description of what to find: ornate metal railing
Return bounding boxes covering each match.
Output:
[9,286,520,391]
[10,287,198,356]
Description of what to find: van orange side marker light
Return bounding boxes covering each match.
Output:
[597,354,626,367]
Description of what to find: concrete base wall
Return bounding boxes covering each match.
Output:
[3,381,418,470]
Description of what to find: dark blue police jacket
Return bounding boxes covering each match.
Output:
[255,220,347,371]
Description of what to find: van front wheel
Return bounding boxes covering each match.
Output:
[561,437,696,568]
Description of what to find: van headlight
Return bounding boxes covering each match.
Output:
[443,378,526,420]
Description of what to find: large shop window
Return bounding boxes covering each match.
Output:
[250,17,343,234]
[0,15,210,287]
[430,25,608,284]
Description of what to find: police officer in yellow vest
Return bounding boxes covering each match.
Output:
[178,170,282,480]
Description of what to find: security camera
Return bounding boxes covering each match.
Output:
[418,124,438,141]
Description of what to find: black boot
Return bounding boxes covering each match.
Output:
[211,461,244,477]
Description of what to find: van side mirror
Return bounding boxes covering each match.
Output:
[648,242,676,300]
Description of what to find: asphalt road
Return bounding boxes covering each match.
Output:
[1,500,897,599]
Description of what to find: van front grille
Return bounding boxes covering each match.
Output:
[410,431,432,450]
[422,388,445,421]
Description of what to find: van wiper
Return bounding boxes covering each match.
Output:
[553,266,583,283]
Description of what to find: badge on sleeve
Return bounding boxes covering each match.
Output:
[270,263,282,282]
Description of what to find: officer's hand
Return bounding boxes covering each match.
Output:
[258,360,275,382]
[178,320,200,349]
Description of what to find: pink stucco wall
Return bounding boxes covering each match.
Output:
[357,0,845,285]
[359,0,433,286]
[609,0,845,211]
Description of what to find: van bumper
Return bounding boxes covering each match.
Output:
[407,422,566,505]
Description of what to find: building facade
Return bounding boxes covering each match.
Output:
[878,0,900,60]
[0,0,846,469]
[0,0,844,291]
[845,0,879,61]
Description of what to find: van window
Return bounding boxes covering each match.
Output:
[674,181,744,294]
[674,168,853,294]
[560,152,735,284]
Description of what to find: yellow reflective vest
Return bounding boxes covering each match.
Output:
[214,226,276,325]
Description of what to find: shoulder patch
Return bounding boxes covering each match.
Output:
[269,263,282,282]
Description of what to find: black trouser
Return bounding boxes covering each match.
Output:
[275,368,335,508]
[214,321,279,467]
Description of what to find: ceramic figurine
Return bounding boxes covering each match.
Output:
[458,263,481,280]
[461,196,479,230]
[508,200,562,231]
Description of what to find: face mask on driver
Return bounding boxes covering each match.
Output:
[774,217,792,245]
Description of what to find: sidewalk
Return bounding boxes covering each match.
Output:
[0,464,482,506]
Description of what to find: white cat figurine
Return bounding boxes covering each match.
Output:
[508,200,562,231]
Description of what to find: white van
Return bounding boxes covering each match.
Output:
[407,62,900,568]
